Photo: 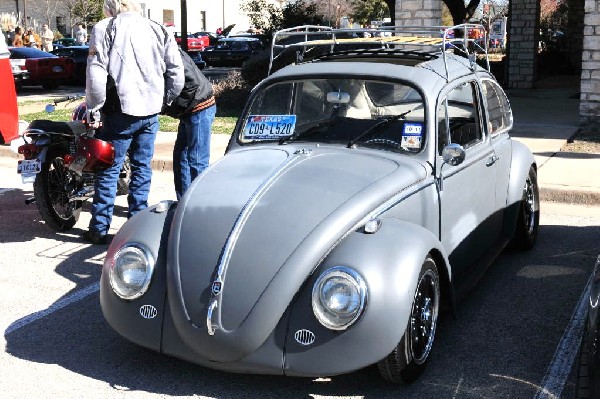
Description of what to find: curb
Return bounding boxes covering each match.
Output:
[539,187,600,206]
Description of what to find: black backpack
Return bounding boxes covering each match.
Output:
[161,47,213,119]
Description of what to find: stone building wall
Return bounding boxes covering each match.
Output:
[580,0,600,125]
[395,0,442,27]
[506,0,540,88]
[0,0,71,34]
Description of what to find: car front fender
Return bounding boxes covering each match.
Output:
[99,201,176,351]
[283,218,451,377]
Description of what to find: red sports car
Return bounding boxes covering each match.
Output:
[174,32,209,51]
[8,46,75,89]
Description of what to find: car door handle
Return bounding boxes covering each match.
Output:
[486,155,499,167]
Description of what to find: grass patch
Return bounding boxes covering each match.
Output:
[21,108,240,134]
[562,127,600,154]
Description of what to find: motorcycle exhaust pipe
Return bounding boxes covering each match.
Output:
[69,186,95,202]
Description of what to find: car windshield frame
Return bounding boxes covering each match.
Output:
[237,76,427,154]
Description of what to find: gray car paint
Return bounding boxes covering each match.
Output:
[100,50,537,377]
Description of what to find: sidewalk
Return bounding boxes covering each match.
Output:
[2,79,598,206]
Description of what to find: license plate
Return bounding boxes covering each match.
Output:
[53,66,63,73]
[243,115,296,140]
[17,159,41,175]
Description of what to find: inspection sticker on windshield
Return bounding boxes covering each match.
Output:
[401,123,423,150]
[243,115,296,140]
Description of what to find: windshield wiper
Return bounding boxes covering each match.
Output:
[346,109,413,148]
[279,118,336,145]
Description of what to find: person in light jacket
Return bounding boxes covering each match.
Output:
[83,0,184,244]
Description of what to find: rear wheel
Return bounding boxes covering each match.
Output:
[378,255,440,383]
[34,149,82,231]
[509,166,539,250]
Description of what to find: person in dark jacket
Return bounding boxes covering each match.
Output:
[163,47,216,199]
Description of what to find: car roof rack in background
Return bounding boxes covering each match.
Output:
[269,24,490,81]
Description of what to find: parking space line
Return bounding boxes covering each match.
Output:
[4,282,100,336]
[533,273,591,399]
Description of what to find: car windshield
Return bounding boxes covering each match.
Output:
[215,40,250,51]
[238,78,426,153]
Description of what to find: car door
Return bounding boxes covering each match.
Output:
[437,80,500,278]
[481,78,513,213]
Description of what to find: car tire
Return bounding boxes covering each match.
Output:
[377,255,440,383]
[508,166,539,250]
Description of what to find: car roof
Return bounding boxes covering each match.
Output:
[266,53,489,95]
[9,47,57,58]
[219,37,261,42]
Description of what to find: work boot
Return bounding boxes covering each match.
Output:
[83,230,108,245]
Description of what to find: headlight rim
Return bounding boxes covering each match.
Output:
[109,242,155,301]
[311,265,367,331]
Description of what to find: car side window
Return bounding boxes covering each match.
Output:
[438,82,482,152]
[481,80,512,135]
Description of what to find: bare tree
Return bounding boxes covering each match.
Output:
[41,0,61,26]
[63,0,102,29]
[309,0,354,27]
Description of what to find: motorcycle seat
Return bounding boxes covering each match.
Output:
[26,120,89,136]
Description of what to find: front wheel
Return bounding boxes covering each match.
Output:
[509,166,540,250]
[34,149,82,231]
[378,255,440,383]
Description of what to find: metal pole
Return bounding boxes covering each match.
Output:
[180,0,188,51]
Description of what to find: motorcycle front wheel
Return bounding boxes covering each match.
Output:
[34,148,83,231]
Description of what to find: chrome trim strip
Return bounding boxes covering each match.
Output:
[207,299,218,335]
[205,151,304,334]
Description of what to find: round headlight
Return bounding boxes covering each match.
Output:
[109,243,155,300]
[312,266,367,330]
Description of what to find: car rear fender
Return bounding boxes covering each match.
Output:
[99,201,176,351]
[504,140,536,235]
[283,219,452,376]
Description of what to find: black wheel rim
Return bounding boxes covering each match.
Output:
[523,175,537,235]
[409,265,439,365]
[46,157,74,220]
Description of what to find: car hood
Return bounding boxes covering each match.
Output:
[167,145,427,361]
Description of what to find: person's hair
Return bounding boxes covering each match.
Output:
[103,0,142,17]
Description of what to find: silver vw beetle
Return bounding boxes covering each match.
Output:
[100,24,539,383]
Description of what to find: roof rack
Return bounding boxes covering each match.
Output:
[269,24,490,81]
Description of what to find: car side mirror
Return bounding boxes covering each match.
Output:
[442,143,465,166]
[437,143,465,192]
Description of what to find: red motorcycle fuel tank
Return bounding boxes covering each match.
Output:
[77,136,115,172]
[0,40,19,144]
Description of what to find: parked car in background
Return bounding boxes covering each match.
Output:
[186,50,206,70]
[51,45,89,84]
[0,39,19,144]
[52,37,77,49]
[577,256,600,398]
[99,24,540,383]
[9,57,30,90]
[192,31,219,46]
[201,37,264,67]
[174,32,209,51]
[9,46,75,89]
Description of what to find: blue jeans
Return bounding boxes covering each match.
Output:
[173,104,216,199]
[88,113,158,235]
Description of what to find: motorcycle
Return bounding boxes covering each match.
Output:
[16,95,131,231]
